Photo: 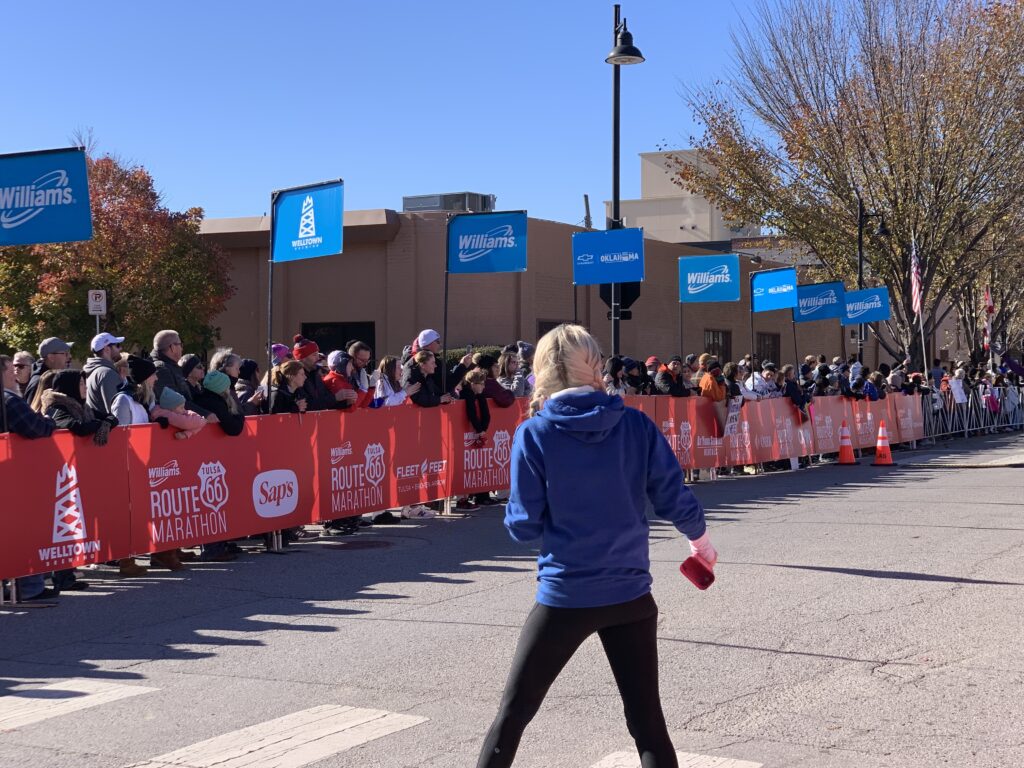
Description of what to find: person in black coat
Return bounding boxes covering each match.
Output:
[407,352,454,408]
[268,361,309,414]
[42,370,116,445]
[654,357,691,397]
[193,370,245,436]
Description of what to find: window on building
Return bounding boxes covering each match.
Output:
[757,332,781,365]
[301,322,376,359]
[703,329,732,363]
[537,320,568,339]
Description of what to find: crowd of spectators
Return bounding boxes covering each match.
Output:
[2,324,1020,602]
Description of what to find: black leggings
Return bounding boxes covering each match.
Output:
[477,592,677,767]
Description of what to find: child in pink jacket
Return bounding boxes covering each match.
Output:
[151,388,206,440]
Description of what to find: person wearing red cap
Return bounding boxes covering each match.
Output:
[290,334,356,411]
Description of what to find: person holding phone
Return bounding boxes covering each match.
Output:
[476,324,715,768]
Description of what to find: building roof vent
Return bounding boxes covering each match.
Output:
[402,192,496,214]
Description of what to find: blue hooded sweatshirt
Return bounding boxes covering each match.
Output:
[505,389,707,608]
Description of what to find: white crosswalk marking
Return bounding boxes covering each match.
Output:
[0,679,157,731]
[124,705,427,768]
[590,751,763,768]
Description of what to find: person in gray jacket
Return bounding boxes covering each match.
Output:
[83,332,125,418]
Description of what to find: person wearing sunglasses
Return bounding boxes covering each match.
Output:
[84,332,126,418]
[23,337,73,404]
[11,351,33,397]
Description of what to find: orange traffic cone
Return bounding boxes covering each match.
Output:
[872,420,895,466]
[837,420,856,465]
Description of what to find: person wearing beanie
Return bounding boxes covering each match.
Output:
[151,385,206,440]
[289,334,354,411]
[271,343,291,365]
[323,353,373,409]
[178,353,205,403]
[190,369,246,562]
[654,355,691,397]
[111,355,158,427]
[150,330,212,419]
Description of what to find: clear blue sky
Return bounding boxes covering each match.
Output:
[3,1,757,226]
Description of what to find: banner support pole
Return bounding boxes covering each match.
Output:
[678,301,684,356]
[266,199,278,416]
[749,272,756,365]
[791,318,800,374]
[442,214,452,394]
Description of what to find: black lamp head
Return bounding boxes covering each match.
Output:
[606,20,645,65]
[875,218,891,238]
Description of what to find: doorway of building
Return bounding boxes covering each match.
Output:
[300,322,376,356]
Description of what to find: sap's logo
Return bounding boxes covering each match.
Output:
[457,225,517,263]
[330,442,353,465]
[687,265,731,294]
[798,289,839,316]
[252,469,298,518]
[0,170,75,230]
[197,461,229,514]
[575,253,595,265]
[846,295,883,318]
[52,463,86,543]
[148,460,181,488]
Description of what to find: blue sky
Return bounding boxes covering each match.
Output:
[2,1,757,226]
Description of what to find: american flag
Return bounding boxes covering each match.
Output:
[984,286,994,352]
[910,238,923,317]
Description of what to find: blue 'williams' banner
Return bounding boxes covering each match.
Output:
[572,227,645,286]
[751,267,798,312]
[679,254,741,303]
[271,179,344,262]
[841,287,891,325]
[793,281,846,322]
[0,147,93,246]
[447,211,527,274]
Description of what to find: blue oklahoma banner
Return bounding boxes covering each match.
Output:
[447,211,527,274]
[793,281,846,322]
[271,179,344,262]
[679,254,741,303]
[0,147,93,246]
[751,267,798,312]
[572,227,645,286]
[841,287,891,325]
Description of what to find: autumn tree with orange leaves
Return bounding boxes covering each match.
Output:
[0,153,233,356]
[674,0,1024,367]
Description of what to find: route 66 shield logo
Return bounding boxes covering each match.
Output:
[493,430,512,470]
[197,461,229,513]
[363,443,386,488]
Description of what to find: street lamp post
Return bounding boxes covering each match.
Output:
[856,194,889,364]
[606,4,643,357]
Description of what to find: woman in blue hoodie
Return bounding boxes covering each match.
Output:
[477,324,716,768]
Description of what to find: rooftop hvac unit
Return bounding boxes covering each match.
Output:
[402,192,496,214]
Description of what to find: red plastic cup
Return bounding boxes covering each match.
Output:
[680,555,715,590]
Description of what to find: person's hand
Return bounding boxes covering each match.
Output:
[453,384,463,397]
[297,398,308,413]
[404,381,422,396]
[688,532,718,569]
[460,353,474,367]
[250,389,265,404]
[206,414,220,424]
[155,416,170,429]
[440,394,454,405]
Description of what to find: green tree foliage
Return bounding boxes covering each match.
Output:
[0,154,234,357]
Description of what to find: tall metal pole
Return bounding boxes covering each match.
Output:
[610,4,622,357]
[857,196,865,364]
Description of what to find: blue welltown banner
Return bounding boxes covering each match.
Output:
[0,147,93,246]
[679,254,741,303]
[841,287,892,325]
[271,179,344,262]
[447,211,528,274]
[793,281,846,323]
[751,267,798,312]
[572,227,645,286]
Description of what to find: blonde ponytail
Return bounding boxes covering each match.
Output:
[528,324,605,416]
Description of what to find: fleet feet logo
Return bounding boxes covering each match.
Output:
[39,464,102,566]
[198,461,229,513]
[687,265,731,295]
[291,195,324,250]
[0,170,75,230]
[457,225,516,263]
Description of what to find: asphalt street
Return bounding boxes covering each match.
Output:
[1,432,1023,768]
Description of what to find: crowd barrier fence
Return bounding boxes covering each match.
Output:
[0,391,970,583]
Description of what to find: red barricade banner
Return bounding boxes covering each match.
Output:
[808,396,846,454]
[891,394,925,442]
[449,400,529,497]
[848,399,890,449]
[0,429,133,578]
[657,397,723,469]
[389,406,453,508]
[126,416,318,553]
[314,407,393,520]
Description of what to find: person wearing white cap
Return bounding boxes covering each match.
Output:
[24,337,74,404]
[83,332,126,418]
[401,328,473,395]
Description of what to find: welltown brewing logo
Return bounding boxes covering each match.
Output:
[457,225,517,263]
[462,430,512,489]
[846,294,883,319]
[687,265,731,295]
[798,288,839,317]
[329,443,386,515]
[0,170,76,230]
[38,464,102,567]
[291,195,323,251]
[147,461,230,545]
